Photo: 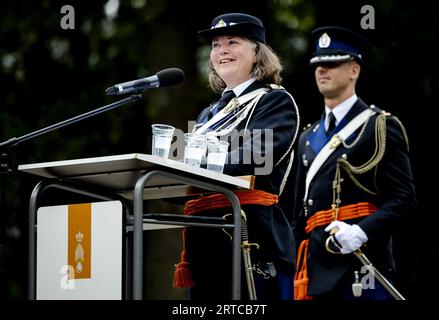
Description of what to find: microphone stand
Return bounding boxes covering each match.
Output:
[0,93,143,278]
[0,94,142,150]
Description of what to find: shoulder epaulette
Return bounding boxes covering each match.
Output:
[370,104,391,116]
[268,83,284,90]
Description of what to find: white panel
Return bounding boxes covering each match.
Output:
[36,205,68,299]
[36,201,122,300]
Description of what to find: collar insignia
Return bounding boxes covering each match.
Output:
[223,98,239,113]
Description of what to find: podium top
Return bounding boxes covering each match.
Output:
[18,153,254,197]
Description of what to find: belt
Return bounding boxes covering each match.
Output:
[174,189,278,288]
[305,202,377,234]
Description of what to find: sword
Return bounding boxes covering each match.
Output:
[240,211,260,300]
[326,228,406,300]
[223,210,259,300]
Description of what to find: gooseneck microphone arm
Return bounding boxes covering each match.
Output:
[1,68,185,150]
[0,94,142,150]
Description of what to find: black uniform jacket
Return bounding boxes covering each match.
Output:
[186,80,299,295]
[291,98,416,295]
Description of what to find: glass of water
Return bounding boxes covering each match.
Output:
[207,139,229,173]
[151,124,175,158]
[184,133,207,167]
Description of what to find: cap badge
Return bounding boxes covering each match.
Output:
[213,19,227,29]
[318,32,331,48]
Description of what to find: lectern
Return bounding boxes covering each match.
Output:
[19,153,254,300]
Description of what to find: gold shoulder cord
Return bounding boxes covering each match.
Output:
[332,112,396,218]
[392,116,410,151]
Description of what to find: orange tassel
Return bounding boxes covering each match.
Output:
[173,251,194,288]
[173,229,195,288]
[294,240,312,300]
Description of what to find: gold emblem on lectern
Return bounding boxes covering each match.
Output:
[75,231,85,273]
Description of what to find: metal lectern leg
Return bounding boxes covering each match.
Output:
[132,171,157,300]
[28,181,49,300]
[220,189,242,300]
[132,170,242,300]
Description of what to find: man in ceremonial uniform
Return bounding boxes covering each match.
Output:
[292,26,416,300]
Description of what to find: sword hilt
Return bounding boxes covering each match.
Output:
[239,211,260,250]
[223,210,259,300]
[222,211,260,249]
[325,226,342,254]
[240,212,249,242]
[329,226,339,235]
[242,242,260,251]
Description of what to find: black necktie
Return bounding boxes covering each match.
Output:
[208,90,236,120]
[326,112,336,135]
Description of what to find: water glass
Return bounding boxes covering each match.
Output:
[151,124,175,158]
[207,139,229,173]
[184,133,207,167]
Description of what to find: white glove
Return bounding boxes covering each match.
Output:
[324,221,368,254]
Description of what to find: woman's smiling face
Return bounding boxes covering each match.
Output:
[210,35,257,88]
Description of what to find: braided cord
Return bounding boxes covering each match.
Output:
[392,116,410,151]
[337,113,388,195]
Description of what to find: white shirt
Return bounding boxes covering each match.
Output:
[324,94,358,131]
[227,78,256,97]
[210,78,256,114]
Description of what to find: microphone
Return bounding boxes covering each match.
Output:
[105,68,185,95]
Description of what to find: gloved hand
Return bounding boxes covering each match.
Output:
[324,220,368,254]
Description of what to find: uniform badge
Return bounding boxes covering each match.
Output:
[319,33,331,48]
[268,83,284,90]
[223,98,239,113]
[329,134,342,149]
[213,19,227,29]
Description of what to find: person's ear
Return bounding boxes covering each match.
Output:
[253,43,259,63]
[350,62,361,80]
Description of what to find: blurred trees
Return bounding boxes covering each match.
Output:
[1,0,437,299]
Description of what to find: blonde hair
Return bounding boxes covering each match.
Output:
[208,40,283,94]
